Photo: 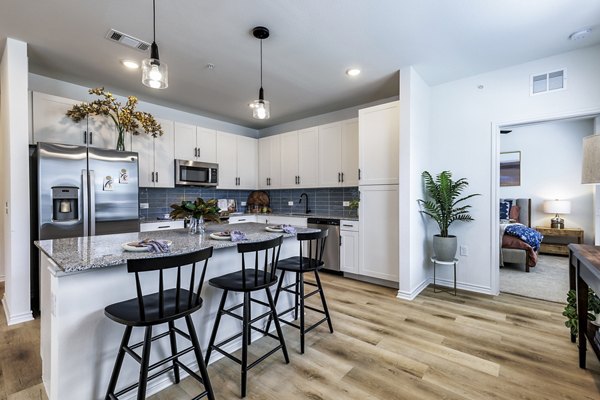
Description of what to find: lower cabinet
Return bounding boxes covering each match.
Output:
[228,215,257,224]
[340,220,359,274]
[358,185,399,281]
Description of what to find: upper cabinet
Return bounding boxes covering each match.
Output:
[31,92,117,149]
[358,101,399,185]
[280,128,319,188]
[318,119,358,187]
[216,132,258,190]
[258,135,281,189]
[173,122,217,163]
[132,118,175,188]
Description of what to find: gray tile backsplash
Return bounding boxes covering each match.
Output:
[140,187,359,221]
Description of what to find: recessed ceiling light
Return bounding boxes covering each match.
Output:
[121,60,139,69]
[569,28,592,41]
[346,68,361,77]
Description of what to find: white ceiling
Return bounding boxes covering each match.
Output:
[1,0,599,128]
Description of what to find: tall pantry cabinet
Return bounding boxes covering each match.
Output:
[358,101,399,282]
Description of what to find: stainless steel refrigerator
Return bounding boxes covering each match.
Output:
[36,142,140,240]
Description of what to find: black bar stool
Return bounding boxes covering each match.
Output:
[204,236,289,398]
[104,248,215,400]
[266,229,333,354]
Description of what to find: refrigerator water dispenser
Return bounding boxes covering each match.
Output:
[51,186,79,222]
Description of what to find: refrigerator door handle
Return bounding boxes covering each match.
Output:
[89,170,96,236]
[82,169,89,236]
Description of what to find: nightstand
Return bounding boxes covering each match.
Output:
[534,226,584,256]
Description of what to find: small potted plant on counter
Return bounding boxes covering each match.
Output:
[170,198,221,234]
[418,170,479,262]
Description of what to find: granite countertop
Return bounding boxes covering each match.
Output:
[35,222,315,275]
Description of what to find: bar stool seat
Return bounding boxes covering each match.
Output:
[208,270,276,292]
[104,248,215,400]
[277,256,324,272]
[105,289,202,326]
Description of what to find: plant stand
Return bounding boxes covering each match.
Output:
[431,257,458,296]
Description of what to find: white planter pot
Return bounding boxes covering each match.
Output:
[432,235,457,262]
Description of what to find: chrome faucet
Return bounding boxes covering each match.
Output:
[298,192,311,214]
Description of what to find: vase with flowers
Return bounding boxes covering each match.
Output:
[66,87,163,151]
[169,198,221,234]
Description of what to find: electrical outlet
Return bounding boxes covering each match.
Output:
[343,201,350,207]
[140,202,149,209]
[288,201,294,206]
[241,201,247,206]
[460,245,469,256]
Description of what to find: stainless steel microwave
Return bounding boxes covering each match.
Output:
[175,160,218,187]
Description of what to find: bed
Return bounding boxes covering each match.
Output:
[499,198,541,272]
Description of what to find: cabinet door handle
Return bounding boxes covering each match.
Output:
[158,225,170,229]
[358,169,361,180]
[194,148,197,157]
[342,224,354,227]
[197,147,200,157]
[151,172,155,182]
[83,131,87,144]
[338,172,341,183]
[89,131,93,145]
[298,176,301,185]
[155,171,158,182]
[341,172,344,183]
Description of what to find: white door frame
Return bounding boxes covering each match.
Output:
[490,107,600,295]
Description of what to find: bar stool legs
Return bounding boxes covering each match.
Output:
[185,315,216,400]
[105,326,133,399]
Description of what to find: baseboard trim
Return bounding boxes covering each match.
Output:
[0,275,5,282]
[2,296,34,325]
[396,278,429,301]
[429,277,493,296]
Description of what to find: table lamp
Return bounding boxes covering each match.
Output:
[582,134,600,184]
[543,200,571,229]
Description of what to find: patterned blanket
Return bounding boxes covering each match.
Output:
[504,224,543,252]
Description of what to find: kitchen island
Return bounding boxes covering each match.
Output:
[35,222,314,400]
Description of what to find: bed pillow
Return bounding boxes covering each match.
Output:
[499,200,512,220]
[509,205,521,223]
[504,224,543,252]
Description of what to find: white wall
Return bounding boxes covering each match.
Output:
[28,74,258,138]
[500,119,595,243]
[397,67,432,299]
[428,44,600,295]
[1,38,33,324]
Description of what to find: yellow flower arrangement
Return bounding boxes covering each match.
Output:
[66,87,163,150]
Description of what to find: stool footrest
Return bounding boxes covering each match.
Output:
[304,304,325,314]
[115,365,174,397]
[222,309,243,321]
[212,344,242,365]
[305,318,327,334]
[129,330,172,350]
[250,298,270,308]
[280,319,301,329]
[215,331,243,349]
[282,286,299,296]
[246,345,284,371]
[304,281,318,287]
[177,360,208,388]
[148,346,194,372]
[304,289,320,299]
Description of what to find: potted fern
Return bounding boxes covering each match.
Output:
[418,171,480,261]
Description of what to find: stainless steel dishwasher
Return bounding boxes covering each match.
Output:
[307,218,340,272]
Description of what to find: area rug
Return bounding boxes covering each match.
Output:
[500,254,569,303]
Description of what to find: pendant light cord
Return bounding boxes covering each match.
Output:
[152,0,156,43]
[260,39,263,88]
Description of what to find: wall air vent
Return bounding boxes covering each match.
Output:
[530,69,566,95]
[105,29,150,52]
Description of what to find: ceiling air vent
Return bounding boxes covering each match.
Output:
[530,69,566,95]
[105,29,150,52]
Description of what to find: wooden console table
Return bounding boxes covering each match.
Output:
[536,227,583,256]
[568,244,600,368]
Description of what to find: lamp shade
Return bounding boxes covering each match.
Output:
[543,200,571,214]
[582,134,600,184]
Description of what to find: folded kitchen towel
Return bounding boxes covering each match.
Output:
[230,230,247,242]
[140,239,171,253]
[282,224,296,234]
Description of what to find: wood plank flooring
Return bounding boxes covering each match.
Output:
[1,275,599,400]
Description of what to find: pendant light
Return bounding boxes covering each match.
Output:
[249,26,270,120]
[142,0,168,89]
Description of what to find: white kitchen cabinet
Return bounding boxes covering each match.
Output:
[174,122,217,163]
[140,220,184,232]
[340,220,359,274]
[280,128,319,188]
[216,132,258,189]
[358,101,399,185]
[359,185,398,281]
[132,118,175,188]
[31,92,117,149]
[228,215,257,224]
[258,135,281,189]
[317,119,358,187]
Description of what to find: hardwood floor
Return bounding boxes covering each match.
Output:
[1,276,599,399]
